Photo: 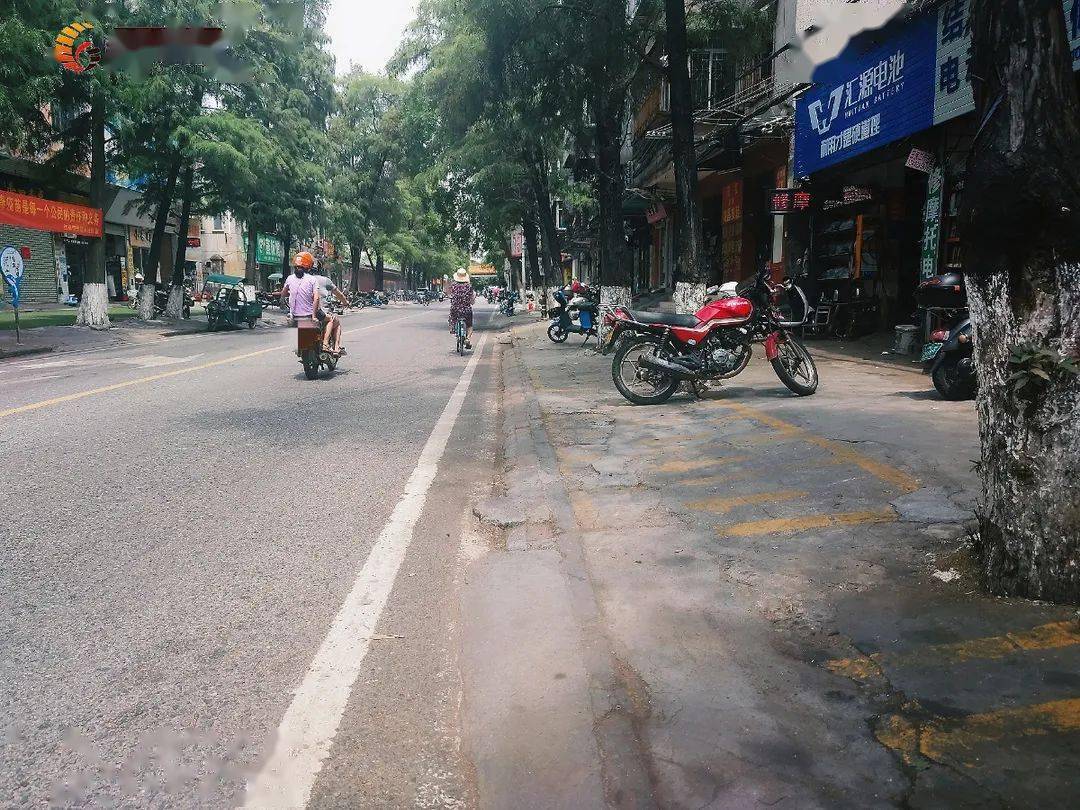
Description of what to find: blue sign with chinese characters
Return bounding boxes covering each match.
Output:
[796,1,1080,177]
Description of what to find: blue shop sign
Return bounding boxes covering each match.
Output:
[796,1,1080,178]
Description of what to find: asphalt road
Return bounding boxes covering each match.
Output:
[1,302,501,807]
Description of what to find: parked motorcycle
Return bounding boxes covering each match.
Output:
[500,290,518,317]
[605,266,817,405]
[917,272,976,400]
[293,317,341,380]
[153,286,193,319]
[548,285,600,344]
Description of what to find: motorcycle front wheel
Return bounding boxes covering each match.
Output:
[548,323,569,343]
[612,336,681,406]
[771,337,819,396]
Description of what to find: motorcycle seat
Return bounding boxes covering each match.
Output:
[627,309,700,328]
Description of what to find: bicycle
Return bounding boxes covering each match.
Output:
[455,316,467,356]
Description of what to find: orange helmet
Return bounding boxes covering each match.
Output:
[293,251,315,269]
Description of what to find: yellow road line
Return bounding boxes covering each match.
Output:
[828,621,1080,681]
[721,508,897,538]
[687,490,807,514]
[0,316,412,420]
[876,698,1080,766]
[710,401,920,493]
[679,472,753,487]
[656,456,749,474]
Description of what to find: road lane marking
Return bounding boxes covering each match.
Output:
[709,400,920,493]
[720,508,897,537]
[828,621,1080,681]
[876,698,1080,766]
[686,490,807,514]
[655,456,749,474]
[0,317,412,420]
[244,334,489,809]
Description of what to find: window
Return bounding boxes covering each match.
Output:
[660,49,728,113]
[212,214,225,233]
[554,201,570,231]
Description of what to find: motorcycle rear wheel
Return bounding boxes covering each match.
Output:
[612,336,681,406]
[771,337,819,396]
[302,349,320,380]
[932,355,977,400]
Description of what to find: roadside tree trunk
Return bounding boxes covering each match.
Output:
[962,0,1080,603]
[664,0,707,311]
[523,215,541,288]
[594,86,632,308]
[374,251,385,291]
[349,241,362,293]
[245,218,259,284]
[76,88,110,329]
[166,161,194,319]
[139,151,182,320]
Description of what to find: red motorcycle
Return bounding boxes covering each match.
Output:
[604,266,818,405]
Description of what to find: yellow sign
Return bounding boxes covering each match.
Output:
[469,263,497,277]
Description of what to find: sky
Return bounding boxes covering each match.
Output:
[325,0,419,76]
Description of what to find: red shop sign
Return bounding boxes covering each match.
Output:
[0,189,103,238]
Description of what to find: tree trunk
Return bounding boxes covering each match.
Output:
[664,0,706,303]
[523,215,542,288]
[76,88,110,329]
[595,88,631,295]
[374,251,385,291]
[245,219,259,284]
[139,151,182,320]
[349,242,362,293]
[166,161,194,319]
[962,0,1080,603]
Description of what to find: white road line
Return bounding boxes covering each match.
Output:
[244,333,490,809]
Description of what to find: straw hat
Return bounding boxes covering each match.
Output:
[453,268,470,283]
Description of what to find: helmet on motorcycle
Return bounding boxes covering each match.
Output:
[571,281,584,294]
[293,251,315,270]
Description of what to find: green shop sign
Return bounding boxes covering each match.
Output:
[243,232,285,266]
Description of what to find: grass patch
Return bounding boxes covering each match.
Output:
[0,306,139,330]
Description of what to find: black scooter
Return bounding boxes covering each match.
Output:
[548,287,600,344]
[917,272,977,400]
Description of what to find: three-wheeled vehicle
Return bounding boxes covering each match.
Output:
[205,275,263,331]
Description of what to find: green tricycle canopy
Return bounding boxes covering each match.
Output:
[206,274,247,287]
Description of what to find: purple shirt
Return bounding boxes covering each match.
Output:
[284,273,317,317]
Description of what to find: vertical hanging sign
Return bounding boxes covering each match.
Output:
[921,167,945,279]
[1,245,26,343]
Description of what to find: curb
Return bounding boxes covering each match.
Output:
[0,345,55,360]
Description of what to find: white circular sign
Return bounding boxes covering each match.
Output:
[1,246,24,287]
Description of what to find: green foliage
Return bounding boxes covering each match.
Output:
[1007,341,1080,404]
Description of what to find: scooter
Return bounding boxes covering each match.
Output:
[917,272,976,400]
[294,317,342,380]
[500,291,517,316]
[548,286,600,344]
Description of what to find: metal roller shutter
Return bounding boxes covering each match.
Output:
[0,224,57,304]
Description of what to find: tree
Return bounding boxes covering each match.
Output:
[961,0,1080,603]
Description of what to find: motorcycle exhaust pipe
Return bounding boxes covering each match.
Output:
[638,353,697,380]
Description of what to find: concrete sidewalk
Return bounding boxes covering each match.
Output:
[497,321,1080,808]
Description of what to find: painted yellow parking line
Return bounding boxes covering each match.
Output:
[687,490,807,515]
[679,472,754,487]
[721,508,897,538]
[656,456,749,474]
[0,316,412,420]
[710,401,920,493]
[828,620,1080,681]
[876,698,1080,766]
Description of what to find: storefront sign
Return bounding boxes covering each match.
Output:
[0,190,102,238]
[243,232,285,266]
[770,188,812,215]
[187,237,201,248]
[921,167,945,279]
[906,147,936,173]
[796,1,1080,178]
[721,181,742,223]
[129,226,152,248]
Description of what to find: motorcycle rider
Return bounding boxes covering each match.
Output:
[281,252,319,322]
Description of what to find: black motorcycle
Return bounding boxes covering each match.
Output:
[917,272,976,400]
[153,285,193,319]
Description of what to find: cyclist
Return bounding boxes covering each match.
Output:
[448,267,475,349]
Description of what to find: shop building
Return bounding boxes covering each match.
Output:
[785,0,1080,337]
